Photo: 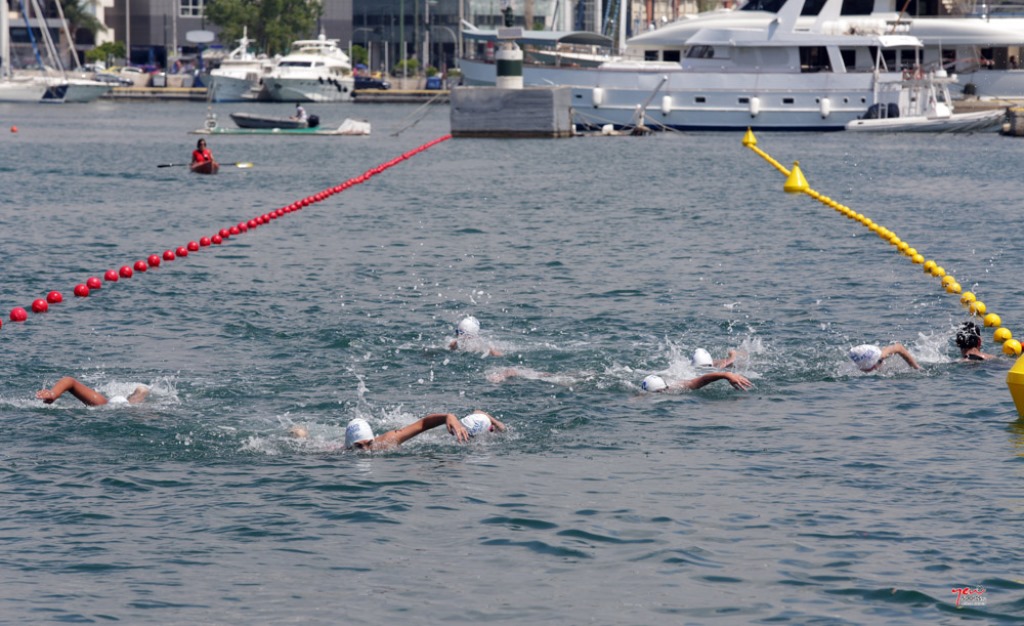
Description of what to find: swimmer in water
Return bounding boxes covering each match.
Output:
[955,321,997,361]
[36,376,149,406]
[691,347,741,369]
[847,343,921,372]
[640,371,753,392]
[448,315,503,357]
[291,411,506,451]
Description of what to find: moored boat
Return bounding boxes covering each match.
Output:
[261,34,355,103]
[229,112,319,129]
[209,29,275,103]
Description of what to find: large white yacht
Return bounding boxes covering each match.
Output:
[208,30,275,102]
[262,34,355,102]
[461,0,930,130]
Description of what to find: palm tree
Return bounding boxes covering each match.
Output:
[59,0,107,61]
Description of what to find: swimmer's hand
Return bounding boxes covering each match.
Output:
[36,389,57,404]
[446,413,470,443]
[725,373,753,390]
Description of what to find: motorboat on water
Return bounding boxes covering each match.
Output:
[462,0,930,130]
[260,34,355,103]
[845,67,1006,132]
[229,111,320,129]
[208,29,275,102]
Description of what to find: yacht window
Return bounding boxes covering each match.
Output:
[783,97,794,104]
[799,47,831,72]
[644,50,659,61]
[663,50,681,63]
[839,49,855,71]
[695,96,706,103]
[280,61,313,67]
[738,97,749,103]
[686,46,714,59]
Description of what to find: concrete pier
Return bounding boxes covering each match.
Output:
[450,86,574,139]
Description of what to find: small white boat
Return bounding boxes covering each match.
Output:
[845,68,1005,133]
[262,34,355,103]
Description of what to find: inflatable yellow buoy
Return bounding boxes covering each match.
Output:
[969,301,987,317]
[984,313,1002,328]
[783,162,808,193]
[931,266,946,278]
[898,242,909,253]
[923,260,937,273]
[961,292,976,306]
[994,327,1012,344]
[1004,338,1022,356]
[912,254,924,264]
[947,282,962,294]
[941,276,956,287]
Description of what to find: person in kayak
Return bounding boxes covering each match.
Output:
[191,138,216,168]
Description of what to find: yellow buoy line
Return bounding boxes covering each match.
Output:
[741,128,1024,416]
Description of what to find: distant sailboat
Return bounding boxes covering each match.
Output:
[0,0,47,101]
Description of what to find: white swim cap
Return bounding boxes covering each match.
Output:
[461,412,492,436]
[107,395,129,405]
[641,375,668,392]
[849,344,883,371]
[344,418,375,448]
[692,348,713,368]
[457,316,480,336]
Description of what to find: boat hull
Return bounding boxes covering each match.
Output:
[263,77,354,102]
[460,59,884,131]
[845,108,1005,132]
[229,112,309,129]
[190,161,220,175]
[210,74,262,102]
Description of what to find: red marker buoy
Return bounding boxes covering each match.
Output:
[119,265,133,278]
[31,298,48,313]
[104,269,119,282]
[148,254,161,267]
[229,226,240,236]
[134,260,148,272]
[200,236,211,246]
[212,234,223,245]
[247,219,258,229]
[163,250,175,261]
[86,276,102,289]
[46,291,63,304]
[175,246,188,257]
[219,228,230,239]
[73,284,90,297]
[10,126,17,134]
[187,241,199,252]
[10,307,28,322]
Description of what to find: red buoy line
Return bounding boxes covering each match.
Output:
[2,134,453,332]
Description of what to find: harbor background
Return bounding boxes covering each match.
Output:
[1,101,1023,624]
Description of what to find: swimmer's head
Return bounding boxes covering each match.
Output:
[691,348,714,368]
[456,316,480,337]
[848,344,882,371]
[344,418,375,449]
[289,425,309,439]
[461,412,493,436]
[641,374,668,392]
[956,321,982,351]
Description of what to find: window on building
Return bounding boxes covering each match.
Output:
[180,0,204,18]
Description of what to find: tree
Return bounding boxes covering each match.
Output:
[205,0,322,56]
[60,0,107,43]
[85,41,125,66]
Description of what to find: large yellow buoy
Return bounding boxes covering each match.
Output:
[961,292,976,306]
[784,162,808,193]
[995,327,1013,344]
[969,301,987,316]
[1004,338,1022,357]
[1007,354,1024,416]
[984,313,1002,328]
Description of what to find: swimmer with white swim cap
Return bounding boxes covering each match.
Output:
[311,410,505,451]
[448,315,503,357]
[36,376,149,406]
[691,348,741,369]
[848,343,921,372]
[641,371,753,393]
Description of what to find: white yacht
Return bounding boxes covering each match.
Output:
[0,0,46,101]
[262,34,354,103]
[461,0,929,130]
[208,29,274,102]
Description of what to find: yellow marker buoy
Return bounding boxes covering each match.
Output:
[784,162,808,193]
[995,327,1012,344]
[912,254,924,264]
[969,301,987,316]
[923,260,936,273]
[897,242,909,252]
[742,128,757,147]
[905,247,918,257]
[947,282,962,294]
[984,313,1002,328]
[961,292,976,306]
[941,276,956,287]
[1007,354,1024,416]
[1004,338,1022,357]
[931,266,946,278]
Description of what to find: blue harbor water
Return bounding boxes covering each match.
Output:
[1,100,1022,624]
